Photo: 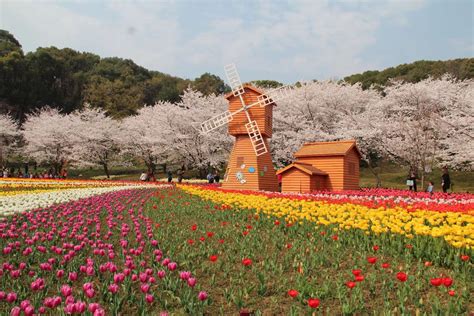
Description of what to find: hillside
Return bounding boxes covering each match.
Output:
[344,58,474,89]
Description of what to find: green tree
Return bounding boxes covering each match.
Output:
[250,80,283,89]
[192,73,228,95]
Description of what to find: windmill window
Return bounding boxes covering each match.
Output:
[236,157,244,168]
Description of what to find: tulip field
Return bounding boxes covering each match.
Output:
[0,179,473,315]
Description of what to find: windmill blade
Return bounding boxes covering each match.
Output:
[256,85,293,107]
[224,63,245,97]
[245,120,268,156]
[200,110,234,134]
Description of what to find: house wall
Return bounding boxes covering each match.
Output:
[310,175,327,191]
[343,149,360,190]
[228,89,273,137]
[296,156,344,191]
[222,135,278,191]
[281,168,311,193]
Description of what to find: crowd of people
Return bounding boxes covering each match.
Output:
[406,166,451,194]
[2,167,68,179]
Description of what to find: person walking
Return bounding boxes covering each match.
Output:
[426,181,434,195]
[441,167,451,193]
[406,169,417,192]
[167,171,173,183]
[207,172,214,184]
[214,171,220,183]
[177,168,184,183]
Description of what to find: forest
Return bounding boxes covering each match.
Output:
[1,29,473,121]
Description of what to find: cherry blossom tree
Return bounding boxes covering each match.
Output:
[0,114,19,169]
[375,76,474,187]
[69,105,122,178]
[22,108,75,174]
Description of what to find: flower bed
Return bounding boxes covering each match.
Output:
[179,185,474,249]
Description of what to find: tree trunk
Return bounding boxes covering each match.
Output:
[102,163,110,179]
[367,159,382,188]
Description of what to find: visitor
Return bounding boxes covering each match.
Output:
[177,168,184,183]
[139,172,148,181]
[406,169,417,192]
[277,173,283,192]
[207,172,214,184]
[167,171,173,183]
[441,167,451,193]
[214,171,220,183]
[148,171,156,182]
[426,181,434,195]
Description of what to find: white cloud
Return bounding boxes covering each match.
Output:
[0,0,428,82]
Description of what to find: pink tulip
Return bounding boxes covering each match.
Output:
[140,284,150,293]
[157,270,166,279]
[139,272,148,283]
[38,306,46,314]
[108,284,119,294]
[94,308,106,316]
[198,291,208,301]
[57,270,65,278]
[167,262,177,271]
[10,307,21,316]
[24,306,34,316]
[187,277,196,287]
[20,300,31,310]
[0,291,6,300]
[68,272,78,281]
[61,285,72,297]
[85,289,95,298]
[145,294,154,303]
[83,282,93,291]
[88,303,99,313]
[75,301,86,313]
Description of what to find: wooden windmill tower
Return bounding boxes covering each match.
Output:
[201,64,292,191]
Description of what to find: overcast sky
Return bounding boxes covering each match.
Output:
[1,0,472,83]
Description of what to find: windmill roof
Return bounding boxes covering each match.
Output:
[224,85,276,106]
[276,162,328,176]
[294,140,361,158]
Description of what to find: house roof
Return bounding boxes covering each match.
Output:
[294,140,361,158]
[224,85,276,106]
[276,162,328,176]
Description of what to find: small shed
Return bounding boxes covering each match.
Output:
[277,140,361,192]
[276,162,328,193]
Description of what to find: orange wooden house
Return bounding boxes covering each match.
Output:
[222,84,279,192]
[276,140,361,192]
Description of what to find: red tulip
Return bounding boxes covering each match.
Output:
[288,289,298,298]
[430,278,442,286]
[443,277,453,287]
[242,258,252,266]
[367,257,377,264]
[355,275,364,282]
[209,255,218,262]
[191,224,197,231]
[274,220,280,226]
[424,261,432,267]
[346,281,356,289]
[460,255,469,261]
[448,290,455,296]
[206,232,214,238]
[187,239,194,245]
[242,231,249,236]
[331,235,339,241]
[308,298,320,308]
[381,263,390,269]
[372,245,379,251]
[396,272,407,282]
[352,269,362,276]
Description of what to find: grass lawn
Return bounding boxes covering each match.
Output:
[68,164,474,192]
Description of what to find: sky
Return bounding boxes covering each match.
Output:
[1,0,473,83]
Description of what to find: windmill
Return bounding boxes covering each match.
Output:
[201,64,292,191]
